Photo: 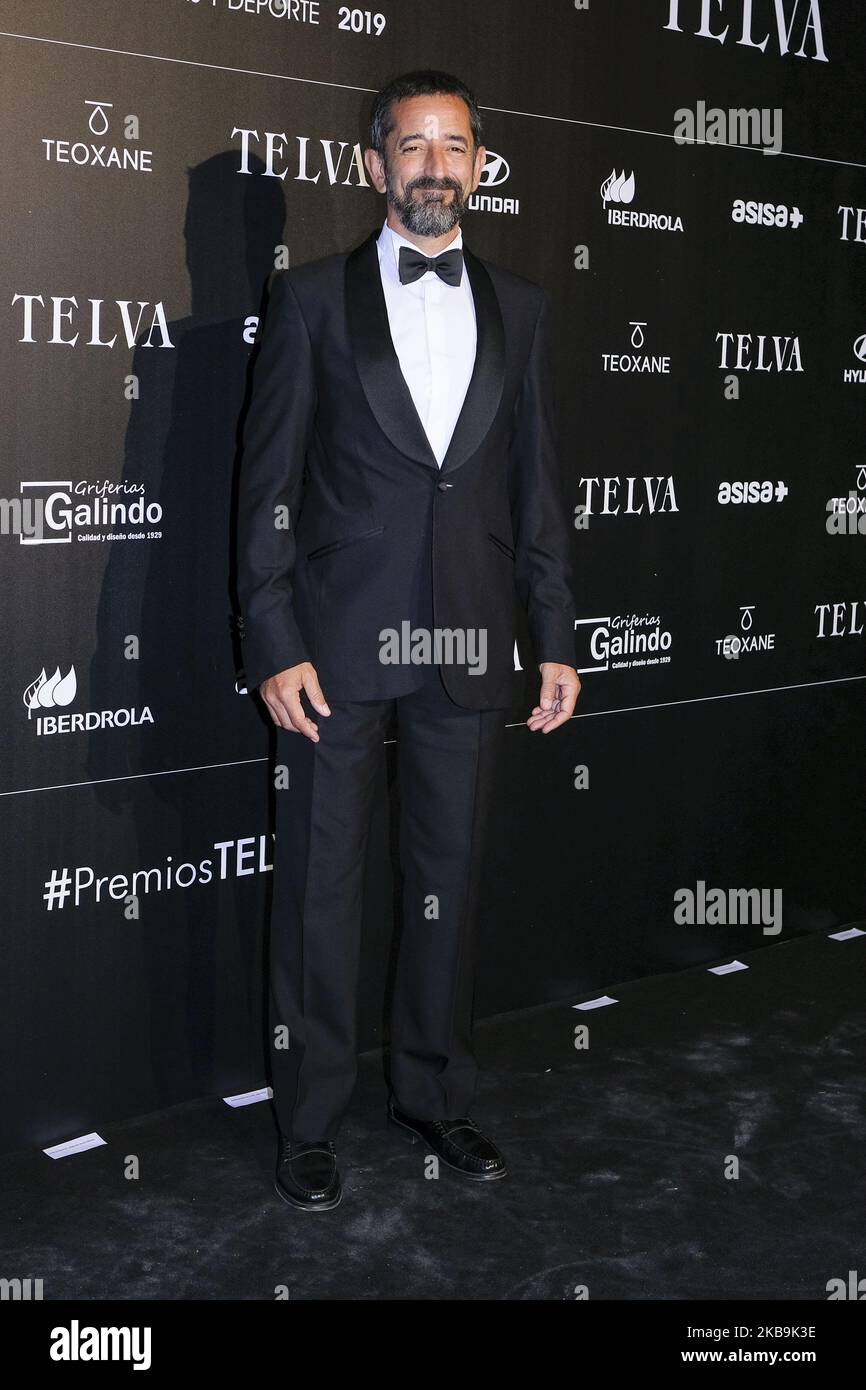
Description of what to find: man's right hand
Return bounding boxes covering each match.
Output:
[259,662,331,742]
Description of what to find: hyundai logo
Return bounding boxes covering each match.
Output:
[478,151,510,187]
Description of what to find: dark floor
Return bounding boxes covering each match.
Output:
[2,931,864,1300]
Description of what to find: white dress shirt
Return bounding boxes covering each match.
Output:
[376,216,477,467]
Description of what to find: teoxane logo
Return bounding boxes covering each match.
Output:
[603,320,672,374]
[468,150,519,217]
[42,98,154,173]
[825,464,866,535]
[716,605,776,659]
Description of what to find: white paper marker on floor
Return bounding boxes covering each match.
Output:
[43,1133,107,1159]
[708,959,749,975]
[223,1086,273,1108]
[829,927,865,941]
[573,994,619,1011]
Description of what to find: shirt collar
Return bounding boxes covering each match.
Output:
[377,217,464,284]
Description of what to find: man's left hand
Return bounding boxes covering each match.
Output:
[527,662,581,733]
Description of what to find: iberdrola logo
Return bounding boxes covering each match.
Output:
[23,666,77,718]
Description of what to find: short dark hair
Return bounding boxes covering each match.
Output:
[368,69,483,157]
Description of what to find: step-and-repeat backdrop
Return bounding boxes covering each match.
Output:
[1,0,864,1150]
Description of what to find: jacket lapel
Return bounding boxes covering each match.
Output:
[345,227,506,476]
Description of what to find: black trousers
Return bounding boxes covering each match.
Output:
[269,662,504,1141]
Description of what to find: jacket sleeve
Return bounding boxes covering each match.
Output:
[236,269,316,691]
[509,287,578,669]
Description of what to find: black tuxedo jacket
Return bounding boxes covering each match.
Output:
[236,226,578,710]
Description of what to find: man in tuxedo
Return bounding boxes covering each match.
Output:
[236,69,581,1211]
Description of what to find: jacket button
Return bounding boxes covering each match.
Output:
[437,480,453,492]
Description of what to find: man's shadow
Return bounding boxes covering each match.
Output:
[84,151,299,1108]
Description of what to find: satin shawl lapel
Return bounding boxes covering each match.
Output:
[345,228,506,476]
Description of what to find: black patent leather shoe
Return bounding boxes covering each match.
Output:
[274,1136,342,1211]
[387,1099,507,1180]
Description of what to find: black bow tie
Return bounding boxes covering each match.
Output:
[398,244,464,287]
